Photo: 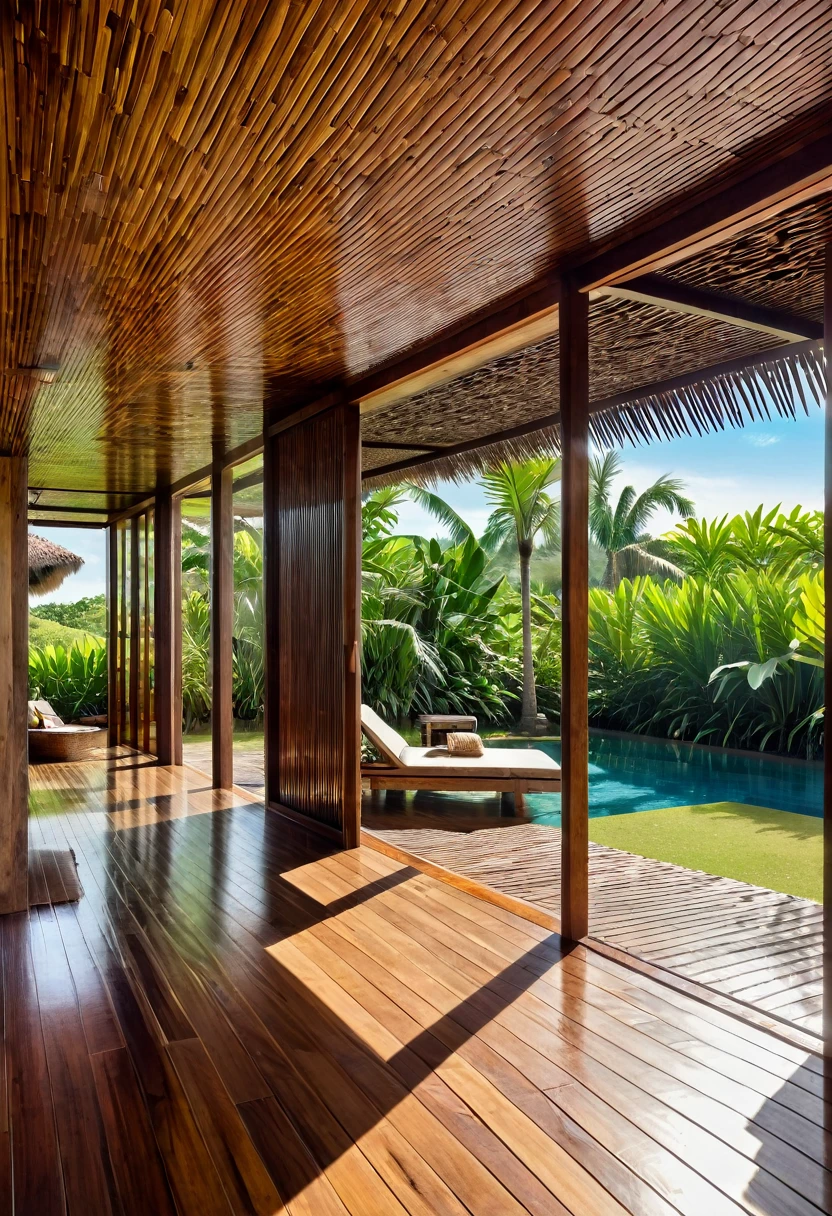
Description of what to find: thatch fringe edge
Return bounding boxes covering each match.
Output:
[590,341,825,451]
[363,342,825,487]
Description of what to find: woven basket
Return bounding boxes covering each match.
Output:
[28,726,106,763]
[446,731,485,757]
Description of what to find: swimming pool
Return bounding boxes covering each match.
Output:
[493,732,822,827]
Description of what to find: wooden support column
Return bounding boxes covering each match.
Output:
[264,399,362,846]
[211,463,234,789]
[107,523,119,747]
[823,244,832,1051]
[129,517,140,746]
[0,456,29,914]
[559,276,590,942]
[154,492,181,765]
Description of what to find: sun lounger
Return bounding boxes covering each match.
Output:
[361,704,561,809]
[28,699,106,763]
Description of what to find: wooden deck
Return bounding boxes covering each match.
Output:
[7,756,830,1214]
[364,820,824,1041]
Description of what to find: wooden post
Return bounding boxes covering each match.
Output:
[142,513,152,753]
[343,404,362,848]
[129,517,140,747]
[118,524,128,744]
[824,244,832,1052]
[154,492,181,765]
[107,523,119,747]
[211,463,234,789]
[559,275,590,942]
[0,456,29,915]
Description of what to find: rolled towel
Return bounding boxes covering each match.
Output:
[446,731,484,757]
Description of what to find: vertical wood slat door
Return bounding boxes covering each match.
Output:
[265,402,361,846]
[108,510,157,755]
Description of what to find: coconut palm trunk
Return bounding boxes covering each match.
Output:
[518,540,538,732]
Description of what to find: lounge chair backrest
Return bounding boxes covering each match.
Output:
[360,704,409,768]
[28,699,64,727]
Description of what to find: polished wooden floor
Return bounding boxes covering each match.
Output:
[5,758,832,1214]
[366,817,824,1041]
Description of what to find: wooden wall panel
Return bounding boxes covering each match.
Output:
[0,457,28,915]
[265,403,361,843]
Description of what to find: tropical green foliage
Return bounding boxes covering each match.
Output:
[361,493,522,722]
[589,507,825,757]
[180,523,265,729]
[28,637,108,721]
[589,450,694,588]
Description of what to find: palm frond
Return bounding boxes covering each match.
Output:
[405,484,474,545]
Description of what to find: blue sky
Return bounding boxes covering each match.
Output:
[28,526,107,604]
[29,401,824,604]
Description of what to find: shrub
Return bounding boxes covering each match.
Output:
[29,637,108,721]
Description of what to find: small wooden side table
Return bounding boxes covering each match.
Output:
[418,713,477,747]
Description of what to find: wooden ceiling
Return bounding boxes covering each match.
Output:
[7,0,832,503]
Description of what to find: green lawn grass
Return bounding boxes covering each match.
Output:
[28,614,102,648]
[588,802,822,903]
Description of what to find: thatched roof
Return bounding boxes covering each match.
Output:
[362,194,830,487]
[28,534,84,597]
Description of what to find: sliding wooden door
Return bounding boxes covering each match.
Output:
[264,401,361,846]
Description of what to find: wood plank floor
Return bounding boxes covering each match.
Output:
[364,819,824,1040]
[6,757,832,1215]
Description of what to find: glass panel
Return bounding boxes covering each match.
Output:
[232,455,264,793]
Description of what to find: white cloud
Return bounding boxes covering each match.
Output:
[748,434,780,448]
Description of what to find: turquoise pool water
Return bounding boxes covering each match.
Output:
[492,733,822,827]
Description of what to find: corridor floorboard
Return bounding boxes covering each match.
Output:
[4,757,830,1215]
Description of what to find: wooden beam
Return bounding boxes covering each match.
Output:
[211,463,234,790]
[577,131,832,289]
[26,519,108,529]
[559,277,589,943]
[350,279,560,415]
[107,525,118,748]
[603,275,822,343]
[0,456,28,915]
[823,242,832,1054]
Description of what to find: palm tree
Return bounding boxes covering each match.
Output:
[589,451,694,589]
[479,458,561,733]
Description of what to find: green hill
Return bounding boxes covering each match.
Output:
[28,615,103,649]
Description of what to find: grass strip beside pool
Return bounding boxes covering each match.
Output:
[588,801,821,903]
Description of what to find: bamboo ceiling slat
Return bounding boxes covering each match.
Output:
[6,1,832,494]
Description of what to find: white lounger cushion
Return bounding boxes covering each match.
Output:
[360,704,409,767]
[398,745,559,780]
